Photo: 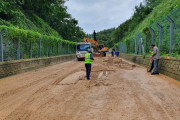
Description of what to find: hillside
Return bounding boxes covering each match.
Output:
[116,0,180,54]
[0,1,87,61]
[0,0,85,42]
[86,28,115,47]
[127,0,180,37]
[95,0,180,53]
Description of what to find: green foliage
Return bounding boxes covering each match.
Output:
[0,0,85,42]
[123,0,180,39]
[109,2,153,47]
[112,0,180,58]
[171,52,179,57]
[87,28,115,47]
[0,25,76,46]
[0,1,59,37]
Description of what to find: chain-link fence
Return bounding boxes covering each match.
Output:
[0,26,76,62]
[114,6,180,55]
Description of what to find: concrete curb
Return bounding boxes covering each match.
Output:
[0,55,76,79]
[120,54,180,81]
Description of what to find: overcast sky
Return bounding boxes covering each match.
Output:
[65,0,144,34]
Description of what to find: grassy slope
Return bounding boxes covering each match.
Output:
[0,4,59,37]
[117,0,180,44]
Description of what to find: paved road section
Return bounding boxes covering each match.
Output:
[0,56,180,120]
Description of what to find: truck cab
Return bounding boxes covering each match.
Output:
[76,42,92,61]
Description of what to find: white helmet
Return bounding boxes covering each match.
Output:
[88,49,91,53]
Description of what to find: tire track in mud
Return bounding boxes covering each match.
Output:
[0,61,83,120]
[0,62,82,103]
[0,62,74,98]
[0,56,180,120]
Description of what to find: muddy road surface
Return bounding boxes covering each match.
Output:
[0,56,180,120]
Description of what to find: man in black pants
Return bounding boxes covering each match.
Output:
[85,49,94,80]
[148,44,160,75]
[148,59,154,72]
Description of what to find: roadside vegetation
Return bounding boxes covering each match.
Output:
[0,0,85,42]
[94,0,180,57]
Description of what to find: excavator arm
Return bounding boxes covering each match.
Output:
[84,37,98,45]
[83,37,109,55]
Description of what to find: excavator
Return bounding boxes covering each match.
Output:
[84,37,109,57]
[75,31,109,61]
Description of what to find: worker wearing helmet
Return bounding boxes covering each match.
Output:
[85,49,94,80]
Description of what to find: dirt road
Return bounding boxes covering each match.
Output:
[0,56,180,120]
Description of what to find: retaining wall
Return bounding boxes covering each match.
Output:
[0,55,76,78]
[120,54,180,81]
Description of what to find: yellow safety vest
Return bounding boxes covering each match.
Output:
[85,53,92,64]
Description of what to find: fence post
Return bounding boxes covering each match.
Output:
[137,35,141,54]
[149,27,155,44]
[47,47,48,57]
[52,46,54,56]
[130,40,131,53]
[68,44,70,54]
[59,42,61,55]
[39,38,41,57]
[166,16,174,54]
[133,38,137,54]
[17,39,20,60]
[141,38,145,54]
[156,23,163,51]
[60,42,63,55]
[137,34,145,54]
[57,41,59,55]
[0,32,3,62]
[120,42,123,53]
[144,33,148,52]
[30,40,32,58]
[131,39,134,53]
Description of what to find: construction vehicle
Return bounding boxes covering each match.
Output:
[84,37,109,57]
[76,30,109,61]
[76,42,92,61]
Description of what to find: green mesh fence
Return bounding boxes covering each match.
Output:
[0,26,76,62]
[115,6,180,55]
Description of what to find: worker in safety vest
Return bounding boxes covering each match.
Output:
[85,49,94,80]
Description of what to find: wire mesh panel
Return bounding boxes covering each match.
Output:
[119,42,127,53]
[129,39,135,54]
[3,33,18,61]
[170,7,180,54]
[150,16,170,54]
[0,27,76,62]
[119,6,180,55]
[149,6,180,54]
